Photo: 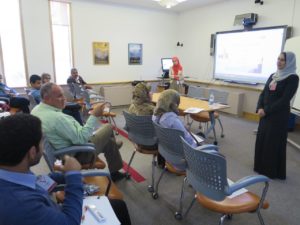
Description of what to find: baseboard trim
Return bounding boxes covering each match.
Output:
[243,112,259,122]
[243,112,300,128]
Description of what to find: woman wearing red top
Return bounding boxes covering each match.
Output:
[169,56,184,93]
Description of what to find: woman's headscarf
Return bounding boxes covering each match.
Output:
[272,52,297,83]
[172,56,183,76]
[132,82,151,105]
[153,89,180,116]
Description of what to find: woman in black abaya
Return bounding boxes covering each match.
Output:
[254,52,299,179]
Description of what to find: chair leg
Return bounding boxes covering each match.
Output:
[212,125,218,145]
[183,194,197,218]
[175,177,187,220]
[217,117,224,138]
[257,209,266,225]
[109,116,119,135]
[186,115,193,130]
[219,214,227,225]
[152,167,167,199]
[257,181,268,225]
[125,151,136,179]
[148,154,157,193]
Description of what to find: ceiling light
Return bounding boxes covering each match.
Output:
[153,0,187,9]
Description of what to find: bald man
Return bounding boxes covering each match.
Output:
[31,83,125,181]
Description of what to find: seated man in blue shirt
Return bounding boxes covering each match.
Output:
[0,74,30,113]
[29,74,42,104]
[0,114,131,225]
[0,114,83,225]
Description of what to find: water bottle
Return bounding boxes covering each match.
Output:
[209,93,214,105]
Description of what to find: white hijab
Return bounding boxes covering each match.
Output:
[271,52,297,84]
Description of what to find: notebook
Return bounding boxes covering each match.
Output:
[184,107,204,114]
[190,132,204,145]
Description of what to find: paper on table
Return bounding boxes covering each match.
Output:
[227,179,248,199]
[82,196,120,225]
[208,103,227,110]
[184,107,204,114]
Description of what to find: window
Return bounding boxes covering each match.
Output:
[0,0,26,87]
[50,1,73,84]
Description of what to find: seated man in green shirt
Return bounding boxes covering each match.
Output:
[31,83,125,181]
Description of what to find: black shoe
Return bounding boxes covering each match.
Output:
[111,171,126,182]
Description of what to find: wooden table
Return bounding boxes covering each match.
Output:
[152,93,230,145]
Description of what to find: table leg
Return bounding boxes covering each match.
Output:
[205,111,218,145]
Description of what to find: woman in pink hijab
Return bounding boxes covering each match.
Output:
[169,56,184,92]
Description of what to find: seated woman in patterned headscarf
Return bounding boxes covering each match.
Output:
[128,82,165,167]
[128,82,154,116]
[152,89,197,148]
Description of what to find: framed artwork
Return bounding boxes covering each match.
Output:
[93,42,109,65]
[128,43,142,65]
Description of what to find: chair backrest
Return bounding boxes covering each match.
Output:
[42,137,57,172]
[72,83,85,99]
[123,111,157,146]
[27,93,37,111]
[181,137,228,201]
[24,88,31,95]
[208,89,229,105]
[187,85,206,99]
[149,82,159,93]
[88,89,105,102]
[153,122,186,166]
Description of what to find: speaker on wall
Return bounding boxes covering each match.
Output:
[286,26,293,39]
[210,33,215,56]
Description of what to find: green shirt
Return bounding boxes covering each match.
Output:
[31,103,99,149]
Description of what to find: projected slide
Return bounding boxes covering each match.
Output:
[214,27,286,84]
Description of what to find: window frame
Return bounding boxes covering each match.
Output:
[0,0,28,88]
[49,0,74,85]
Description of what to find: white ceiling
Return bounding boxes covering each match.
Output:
[96,0,227,13]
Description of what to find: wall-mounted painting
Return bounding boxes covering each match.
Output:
[93,42,109,65]
[128,43,142,65]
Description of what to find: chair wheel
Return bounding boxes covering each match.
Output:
[221,134,225,138]
[147,185,154,193]
[125,173,131,179]
[152,192,158,199]
[174,212,183,220]
[213,141,218,145]
[227,214,233,220]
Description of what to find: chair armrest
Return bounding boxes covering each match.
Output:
[196,144,219,151]
[226,175,269,195]
[53,145,95,157]
[81,169,111,196]
[52,184,66,192]
[0,97,10,104]
[75,143,95,147]
[81,168,110,177]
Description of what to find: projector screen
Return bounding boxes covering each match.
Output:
[214,26,288,84]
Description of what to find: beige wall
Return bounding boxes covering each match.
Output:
[19,0,300,114]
